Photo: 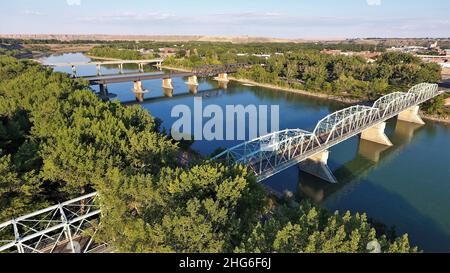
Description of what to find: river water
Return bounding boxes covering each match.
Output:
[43,53,450,252]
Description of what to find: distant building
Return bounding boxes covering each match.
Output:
[158,48,177,58]
[237,53,272,59]
[252,54,271,59]
[387,46,427,53]
[320,49,381,61]
[320,49,342,56]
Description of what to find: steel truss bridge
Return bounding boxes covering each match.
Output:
[0,193,107,253]
[213,83,442,182]
[0,83,443,253]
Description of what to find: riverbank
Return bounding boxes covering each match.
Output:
[161,65,364,105]
[161,65,450,124]
[421,113,450,124]
[229,76,365,105]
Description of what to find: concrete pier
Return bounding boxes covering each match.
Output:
[218,81,228,89]
[99,83,108,96]
[299,150,338,184]
[96,64,102,76]
[132,80,148,102]
[397,106,425,125]
[163,88,174,97]
[188,85,198,94]
[71,65,77,78]
[360,122,393,146]
[162,78,173,90]
[186,75,198,86]
[215,73,229,82]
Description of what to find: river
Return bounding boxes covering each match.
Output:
[43,53,450,252]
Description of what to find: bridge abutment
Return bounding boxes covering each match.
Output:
[397,106,425,125]
[299,150,338,184]
[360,122,393,146]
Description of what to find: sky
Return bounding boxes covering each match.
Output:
[1,0,450,39]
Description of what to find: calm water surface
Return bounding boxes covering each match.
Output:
[44,53,450,252]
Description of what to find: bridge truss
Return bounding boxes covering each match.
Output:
[0,193,106,253]
[214,83,442,181]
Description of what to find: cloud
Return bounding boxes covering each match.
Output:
[66,0,81,6]
[72,11,450,38]
[367,0,382,6]
[22,10,45,16]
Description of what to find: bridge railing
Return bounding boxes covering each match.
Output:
[0,193,105,253]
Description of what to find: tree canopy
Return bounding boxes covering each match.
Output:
[0,53,421,253]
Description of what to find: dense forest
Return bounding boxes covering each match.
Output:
[159,44,447,117]
[0,54,419,253]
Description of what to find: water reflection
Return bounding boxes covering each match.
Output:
[298,120,424,203]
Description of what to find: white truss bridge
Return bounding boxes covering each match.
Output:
[0,83,443,253]
[0,193,107,253]
[213,83,442,182]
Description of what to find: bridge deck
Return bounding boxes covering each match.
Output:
[82,71,194,85]
[48,59,164,67]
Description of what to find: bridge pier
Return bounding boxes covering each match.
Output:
[360,122,393,146]
[218,81,228,89]
[188,85,198,94]
[163,88,174,98]
[215,73,229,82]
[132,80,148,102]
[299,150,338,184]
[156,61,163,71]
[138,63,145,73]
[96,64,102,76]
[162,78,173,90]
[397,106,425,125]
[186,75,199,94]
[99,83,109,98]
[71,65,77,78]
[118,64,124,74]
[186,75,199,86]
